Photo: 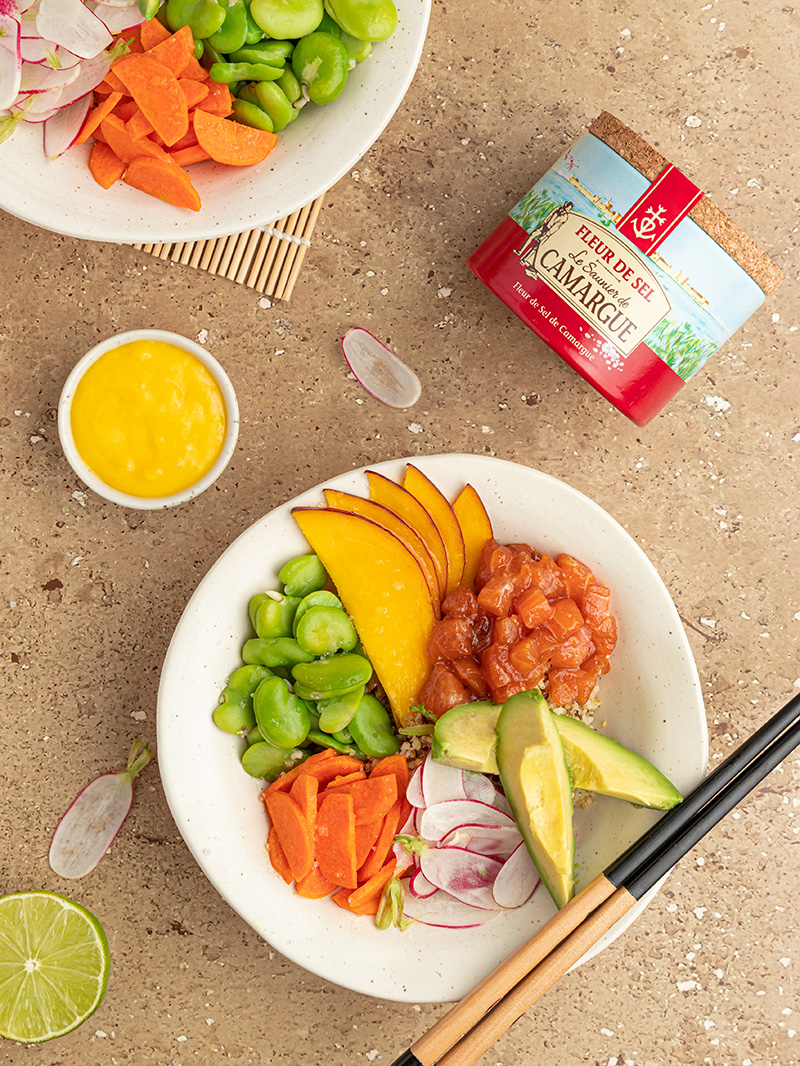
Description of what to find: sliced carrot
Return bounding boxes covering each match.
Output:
[111,26,143,53]
[296,866,337,899]
[170,145,211,167]
[88,141,125,189]
[139,16,172,51]
[126,108,154,141]
[311,756,367,790]
[267,825,293,885]
[178,55,211,82]
[325,776,397,826]
[358,798,402,882]
[348,858,397,909]
[193,79,233,116]
[264,791,315,882]
[100,114,166,166]
[193,108,276,165]
[179,78,209,108]
[325,771,367,789]
[332,888,354,910]
[289,773,318,836]
[146,25,195,77]
[315,792,357,889]
[74,91,122,147]
[370,753,409,797]
[112,53,188,146]
[354,818,383,869]
[111,98,139,122]
[261,749,335,798]
[124,155,203,212]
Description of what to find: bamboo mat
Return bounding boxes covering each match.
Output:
[133,193,324,301]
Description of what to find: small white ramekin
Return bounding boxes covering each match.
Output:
[58,329,240,510]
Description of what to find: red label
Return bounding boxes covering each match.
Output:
[616,165,704,256]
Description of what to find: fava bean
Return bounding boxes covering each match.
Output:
[243,2,264,43]
[241,740,307,780]
[278,553,328,598]
[295,605,358,656]
[237,81,294,130]
[340,30,371,64]
[242,636,315,668]
[316,684,364,733]
[210,60,284,83]
[250,0,323,39]
[324,0,396,41]
[291,652,372,700]
[213,663,271,734]
[166,0,226,40]
[253,675,311,748]
[207,0,249,53]
[253,593,300,638]
[276,67,303,104]
[316,10,342,34]
[292,31,348,105]
[348,692,400,757]
[229,39,295,63]
[232,98,275,131]
[292,589,342,633]
[305,729,364,758]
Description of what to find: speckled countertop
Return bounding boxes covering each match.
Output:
[1,1,799,1064]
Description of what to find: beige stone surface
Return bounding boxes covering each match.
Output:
[1,0,799,1063]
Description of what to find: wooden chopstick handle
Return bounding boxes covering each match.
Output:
[433,886,636,1066]
[410,873,616,1066]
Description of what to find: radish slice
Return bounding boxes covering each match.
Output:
[49,740,151,878]
[419,754,468,806]
[19,36,59,63]
[405,763,425,808]
[43,91,89,156]
[92,2,144,31]
[19,57,80,90]
[420,846,503,910]
[461,770,498,805]
[342,327,422,409]
[409,867,438,899]
[418,798,515,841]
[0,1,22,111]
[441,823,521,860]
[36,0,111,58]
[492,841,541,909]
[402,889,501,928]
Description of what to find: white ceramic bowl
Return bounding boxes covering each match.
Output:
[157,454,708,1002]
[0,1,431,243]
[58,328,239,509]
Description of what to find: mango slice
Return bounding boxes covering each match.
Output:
[452,483,494,590]
[292,507,438,727]
[403,464,466,594]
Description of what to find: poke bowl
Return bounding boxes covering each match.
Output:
[156,454,708,1002]
[0,0,431,244]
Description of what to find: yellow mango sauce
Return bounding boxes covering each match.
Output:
[70,339,227,498]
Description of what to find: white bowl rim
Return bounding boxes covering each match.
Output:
[57,328,240,510]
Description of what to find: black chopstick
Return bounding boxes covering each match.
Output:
[388,690,800,1066]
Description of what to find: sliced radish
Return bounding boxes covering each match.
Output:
[48,44,115,106]
[92,2,144,32]
[405,763,425,808]
[11,90,62,115]
[36,0,111,58]
[402,889,501,928]
[419,754,469,806]
[0,1,22,110]
[441,823,521,861]
[492,788,513,819]
[408,867,438,899]
[43,91,90,156]
[418,798,514,841]
[342,327,422,409]
[491,841,541,909]
[19,36,59,62]
[420,846,503,910]
[19,57,80,90]
[461,770,498,805]
[49,740,151,879]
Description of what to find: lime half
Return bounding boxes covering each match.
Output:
[0,891,110,1044]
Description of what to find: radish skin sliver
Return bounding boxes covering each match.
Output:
[49,740,151,879]
[342,327,422,409]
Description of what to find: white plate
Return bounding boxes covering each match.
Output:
[0,1,430,243]
[157,454,708,1003]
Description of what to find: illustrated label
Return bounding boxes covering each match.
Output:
[617,164,704,256]
[517,209,670,356]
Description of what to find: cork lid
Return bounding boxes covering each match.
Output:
[588,112,784,295]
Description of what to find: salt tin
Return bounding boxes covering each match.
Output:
[467,112,784,425]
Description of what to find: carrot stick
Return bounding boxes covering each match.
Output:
[112,53,189,146]
[325,776,397,826]
[193,108,276,165]
[354,818,382,868]
[264,792,315,882]
[267,825,293,885]
[74,91,122,146]
[315,792,357,889]
[296,866,337,899]
[88,141,125,189]
[289,773,318,836]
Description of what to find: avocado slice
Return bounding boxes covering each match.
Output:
[552,713,683,810]
[431,700,499,772]
[496,689,575,909]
